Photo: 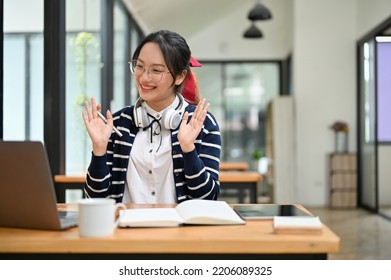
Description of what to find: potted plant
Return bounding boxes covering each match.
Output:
[330,121,349,153]
[252,150,268,174]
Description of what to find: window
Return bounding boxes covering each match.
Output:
[2,0,143,178]
[195,62,280,166]
[3,0,44,142]
[376,37,391,142]
[66,0,101,175]
[113,2,128,112]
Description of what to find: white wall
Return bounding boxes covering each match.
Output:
[293,0,391,206]
[293,0,358,206]
[189,0,293,60]
[356,0,391,38]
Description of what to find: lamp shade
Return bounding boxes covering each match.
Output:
[248,1,272,20]
[243,23,263,38]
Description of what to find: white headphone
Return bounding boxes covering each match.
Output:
[133,94,186,130]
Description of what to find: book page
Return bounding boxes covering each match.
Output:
[175,200,245,225]
[118,208,183,227]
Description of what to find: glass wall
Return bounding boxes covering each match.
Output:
[358,40,377,211]
[3,0,143,178]
[113,2,127,112]
[195,62,280,167]
[3,0,44,142]
[129,26,142,105]
[376,39,391,143]
[66,0,101,175]
[376,37,391,218]
[64,0,143,175]
[357,19,391,219]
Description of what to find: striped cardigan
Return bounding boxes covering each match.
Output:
[84,104,221,203]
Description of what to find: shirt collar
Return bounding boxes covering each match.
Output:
[143,95,180,119]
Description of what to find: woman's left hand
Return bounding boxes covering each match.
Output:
[178,98,209,153]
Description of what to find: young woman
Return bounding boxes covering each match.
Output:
[82,30,221,204]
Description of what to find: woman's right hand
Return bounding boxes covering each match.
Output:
[82,97,114,156]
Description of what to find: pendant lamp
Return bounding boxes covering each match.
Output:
[243,23,263,39]
[248,0,272,21]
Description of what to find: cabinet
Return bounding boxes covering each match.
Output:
[265,96,295,203]
[329,153,357,208]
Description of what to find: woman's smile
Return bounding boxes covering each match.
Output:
[139,83,156,93]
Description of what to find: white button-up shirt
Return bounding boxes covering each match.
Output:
[123,97,181,203]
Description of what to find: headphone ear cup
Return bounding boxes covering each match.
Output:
[162,108,183,130]
[133,98,149,128]
[177,94,186,118]
[138,107,149,128]
[134,107,142,127]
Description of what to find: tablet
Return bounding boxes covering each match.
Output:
[233,204,312,220]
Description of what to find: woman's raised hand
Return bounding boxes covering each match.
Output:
[82,97,113,156]
[178,98,209,153]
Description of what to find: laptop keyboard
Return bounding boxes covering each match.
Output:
[59,211,79,229]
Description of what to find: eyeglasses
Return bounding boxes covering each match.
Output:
[129,60,171,83]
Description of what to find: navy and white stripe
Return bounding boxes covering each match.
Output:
[84,103,221,203]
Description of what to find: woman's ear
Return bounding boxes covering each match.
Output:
[174,70,188,85]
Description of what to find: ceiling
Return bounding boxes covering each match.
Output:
[122,0,257,37]
[120,0,292,60]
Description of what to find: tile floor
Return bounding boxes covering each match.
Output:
[298,207,391,260]
[220,191,391,259]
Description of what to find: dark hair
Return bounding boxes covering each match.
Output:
[132,30,191,93]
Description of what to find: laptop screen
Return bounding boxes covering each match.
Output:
[0,141,76,230]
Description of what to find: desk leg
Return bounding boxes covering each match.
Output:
[239,190,245,203]
[250,182,258,203]
[220,182,258,203]
[55,183,85,203]
[55,183,66,203]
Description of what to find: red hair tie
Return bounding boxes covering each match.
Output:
[190,56,202,67]
[182,56,202,104]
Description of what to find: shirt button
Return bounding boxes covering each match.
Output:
[149,149,153,153]
[148,170,152,174]
[151,191,156,196]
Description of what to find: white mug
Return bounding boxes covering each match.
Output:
[78,198,126,238]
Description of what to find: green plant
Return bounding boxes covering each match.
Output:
[71,31,100,107]
[70,31,100,169]
[252,150,264,160]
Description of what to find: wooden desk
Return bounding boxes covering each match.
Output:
[219,171,262,203]
[54,171,263,204]
[220,162,249,171]
[0,204,340,260]
[54,175,85,203]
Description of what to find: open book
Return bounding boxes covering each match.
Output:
[118,200,246,227]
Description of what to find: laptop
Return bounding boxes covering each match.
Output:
[0,141,78,230]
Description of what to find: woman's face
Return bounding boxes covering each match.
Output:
[134,42,185,111]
